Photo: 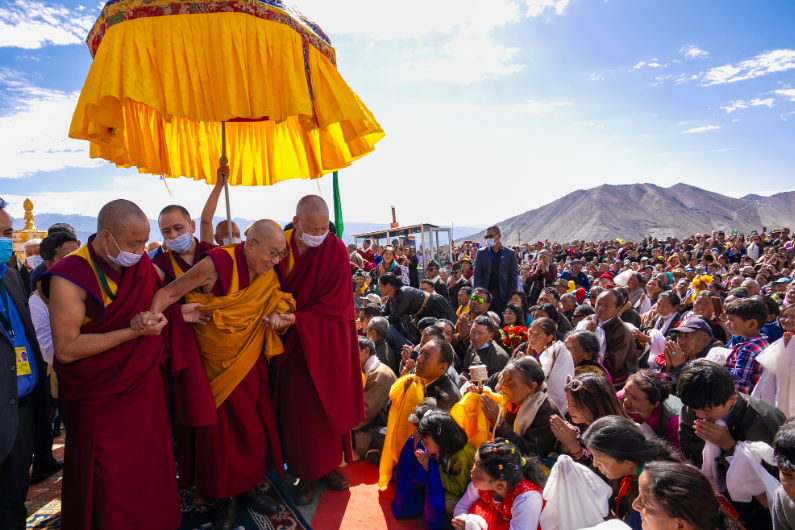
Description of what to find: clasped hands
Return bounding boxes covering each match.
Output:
[130,303,210,335]
[261,312,295,330]
[694,419,735,451]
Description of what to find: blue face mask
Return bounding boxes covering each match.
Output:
[0,237,14,265]
[165,232,193,254]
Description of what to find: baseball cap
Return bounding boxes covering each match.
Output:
[673,317,713,338]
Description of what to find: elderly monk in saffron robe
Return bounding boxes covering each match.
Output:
[273,195,365,505]
[44,200,216,530]
[150,219,296,530]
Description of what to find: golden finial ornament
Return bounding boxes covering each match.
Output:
[23,198,36,230]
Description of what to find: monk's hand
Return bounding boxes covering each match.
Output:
[140,313,168,336]
[181,303,210,325]
[481,394,500,424]
[415,450,430,472]
[131,311,163,333]
[216,162,229,188]
[694,419,735,451]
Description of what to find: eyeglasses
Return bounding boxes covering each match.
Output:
[251,238,289,260]
[470,295,487,304]
[565,374,582,391]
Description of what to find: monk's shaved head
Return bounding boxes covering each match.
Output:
[296,195,329,218]
[97,199,149,235]
[247,219,284,243]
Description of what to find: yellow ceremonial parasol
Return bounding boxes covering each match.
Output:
[69,0,384,235]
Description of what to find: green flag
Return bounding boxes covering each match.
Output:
[731,228,739,235]
[333,171,344,237]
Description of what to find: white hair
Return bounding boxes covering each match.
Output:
[741,279,759,290]
[24,238,42,249]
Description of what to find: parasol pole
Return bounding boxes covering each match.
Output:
[221,121,234,243]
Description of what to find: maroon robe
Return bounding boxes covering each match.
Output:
[152,238,216,487]
[274,231,365,479]
[42,236,215,530]
[193,244,285,499]
[151,238,216,284]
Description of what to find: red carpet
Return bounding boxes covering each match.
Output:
[312,461,426,530]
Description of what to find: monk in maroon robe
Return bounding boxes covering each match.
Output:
[44,199,216,530]
[274,195,365,504]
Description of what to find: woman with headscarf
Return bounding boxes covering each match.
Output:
[522,317,575,413]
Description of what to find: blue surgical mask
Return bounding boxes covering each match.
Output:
[25,255,44,269]
[165,232,193,254]
[297,219,328,248]
[0,237,13,265]
[105,233,142,267]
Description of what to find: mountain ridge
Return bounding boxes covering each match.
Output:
[456,184,795,245]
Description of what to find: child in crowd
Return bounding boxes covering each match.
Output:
[773,417,795,530]
[678,360,785,529]
[417,412,477,516]
[725,298,770,394]
[452,439,546,530]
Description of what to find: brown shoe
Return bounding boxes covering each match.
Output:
[321,470,350,491]
[293,479,315,505]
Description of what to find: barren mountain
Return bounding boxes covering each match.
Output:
[459,184,795,245]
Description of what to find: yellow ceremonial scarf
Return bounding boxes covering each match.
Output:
[457,304,469,317]
[379,374,425,489]
[282,229,296,277]
[450,390,507,448]
[71,245,117,309]
[186,249,296,408]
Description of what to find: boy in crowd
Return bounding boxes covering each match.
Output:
[678,360,786,529]
[725,298,770,394]
[773,417,795,530]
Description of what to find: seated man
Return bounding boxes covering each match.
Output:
[724,298,770,394]
[402,325,461,389]
[660,316,714,377]
[451,287,491,353]
[460,315,509,383]
[584,289,637,389]
[353,336,396,462]
[366,316,398,377]
[416,339,462,411]
[678,360,785,527]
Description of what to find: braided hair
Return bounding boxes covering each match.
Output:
[476,438,546,489]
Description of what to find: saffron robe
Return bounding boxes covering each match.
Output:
[152,238,216,284]
[42,236,215,530]
[191,244,294,498]
[274,230,365,480]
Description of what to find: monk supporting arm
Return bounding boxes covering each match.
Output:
[151,257,218,314]
[50,276,166,363]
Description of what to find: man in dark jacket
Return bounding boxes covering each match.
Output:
[586,289,637,389]
[448,261,472,310]
[425,260,450,301]
[1,200,50,530]
[473,226,518,320]
[460,315,510,379]
[366,316,399,377]
[678,360,785,528]
[416,339,462,411]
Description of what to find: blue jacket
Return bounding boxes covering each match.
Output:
[472,245,519,304]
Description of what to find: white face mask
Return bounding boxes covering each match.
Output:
[25,255,44,269]
[297,219,328,248]
[164,231,193,254]
[105,232,142,267]
[486,238,497,248]
[222,237,242,245]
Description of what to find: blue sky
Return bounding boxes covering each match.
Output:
[1,0,793,229]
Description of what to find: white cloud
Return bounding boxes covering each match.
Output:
[720,98,774,113]
[525,0,569,17]
[731,119,740,122]
[682,125,720,133]
[633,61,646,69]
[648,62,662,68]
[0,0,94,49]
[701,49,795,86]
[589,72,603,81]
[775,88,795,101]
[0,69,102,178]
[679,45,710,60]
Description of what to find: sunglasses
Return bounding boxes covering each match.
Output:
[565,374,582,391]
[470,295,487,304]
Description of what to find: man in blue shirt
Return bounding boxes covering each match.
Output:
[560,259,591,290]
[0,198,50,530]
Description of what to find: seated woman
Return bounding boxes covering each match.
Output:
[509,292,533,327]
[525,317,575,413]
[633,461,745,530]
[418,412,477,517]
[620,370,682,448]
[533,303,565,341]
[379,273,457,343]
[480,357,561,461]
[563,329,611,381]
[452,439,546,530]
[502,304,527,330]
[581,416,683,530]
[549,373,632,466]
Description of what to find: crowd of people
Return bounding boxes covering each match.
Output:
[349,224,795,530]
[2,186,795,530]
